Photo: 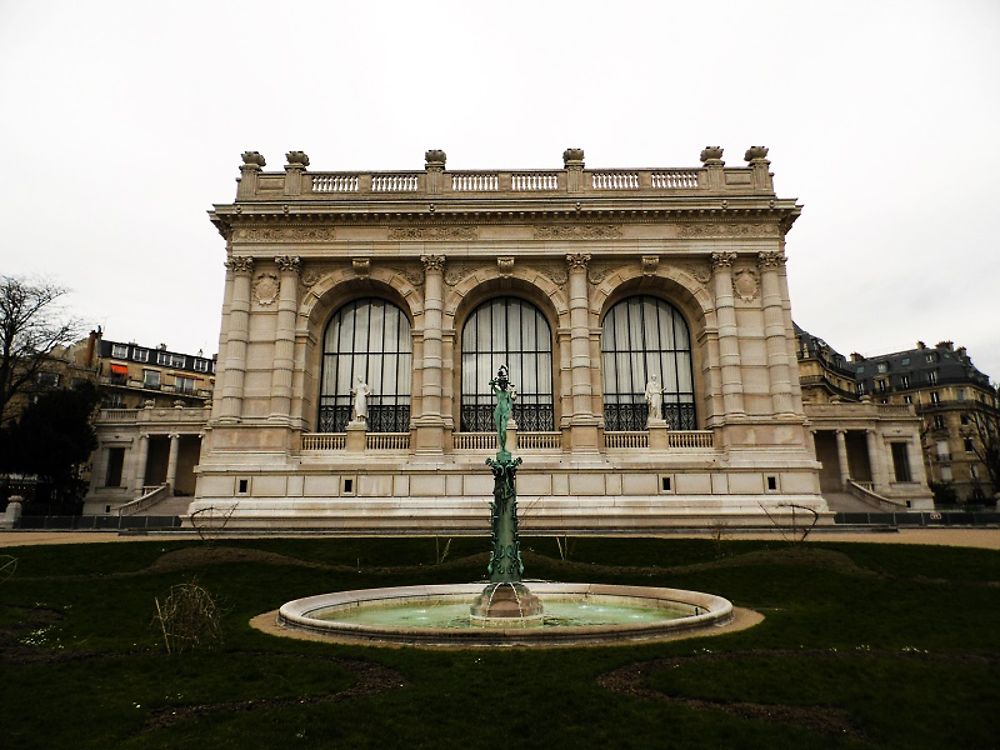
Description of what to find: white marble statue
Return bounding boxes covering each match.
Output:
[645,375,664,423]
[351,376,371,422]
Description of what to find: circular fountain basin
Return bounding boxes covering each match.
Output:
[277,582,734,647]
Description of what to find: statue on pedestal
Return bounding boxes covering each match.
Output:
[351,377,371,423]
[645,375,665,424]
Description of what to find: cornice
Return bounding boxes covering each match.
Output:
[209,201,801,238]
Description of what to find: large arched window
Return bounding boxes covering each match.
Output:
[601,296,696,430]
[461,297,554,432]
[319,298,412,432]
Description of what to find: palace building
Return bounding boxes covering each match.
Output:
[188,146,834,530]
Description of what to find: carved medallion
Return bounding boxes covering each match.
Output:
[732,268,760,302]
[254,272,280,306]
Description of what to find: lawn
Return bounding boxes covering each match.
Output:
[0,535,997,749]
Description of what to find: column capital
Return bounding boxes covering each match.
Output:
[711,251,737,270]
[275,255,302,274]
[757,251,787,269]
[420,254,446,272]
[566,253,591,270]
[225,256,254,274]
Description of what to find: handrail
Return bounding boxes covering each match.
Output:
[846,480,909,512]
[117,484,169,517]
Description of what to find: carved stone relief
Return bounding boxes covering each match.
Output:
[641,255,660,276]
[444,262,480,287]
[732,267,760,302]
[535,225,622,240]
[497,256,515,277]
[679,223,779,238]
[235,227,336,242]
[253,273,280,306]
[389,226,478,240]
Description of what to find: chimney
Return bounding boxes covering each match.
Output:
[158,343,168,351]
[937,340,954,351]
[850,352,864,363]
[916,341,926,349]
[956,346,967,359]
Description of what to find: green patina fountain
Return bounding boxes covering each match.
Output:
[469,365,544,624]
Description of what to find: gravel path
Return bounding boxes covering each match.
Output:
[0,528,996,550]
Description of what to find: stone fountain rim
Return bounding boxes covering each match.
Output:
[276,582,735,646]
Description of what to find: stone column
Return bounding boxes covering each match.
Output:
[270,255,301,423]
[909,434,929,486]
[566,254,600,453]
[711,252,746,418]
[866,429,887,493]
[414,254,446,454]
[219,256,253,423]
[835,429,851,488]
[133,434,149,497]
[166,433,180,489]
[758,252,795,417]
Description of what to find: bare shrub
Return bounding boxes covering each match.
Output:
[153,578,224,654]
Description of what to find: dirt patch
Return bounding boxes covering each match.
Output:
[144,655,406,731]
[598,650,865,740]
[142,546,328,574]
[531,545,882,581]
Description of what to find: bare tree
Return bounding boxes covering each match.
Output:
[968,398,1000,499]
[0,276,80,425]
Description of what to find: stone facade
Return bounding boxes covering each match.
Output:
[189,147,830,530]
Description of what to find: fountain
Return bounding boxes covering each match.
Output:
[273,366,740,647]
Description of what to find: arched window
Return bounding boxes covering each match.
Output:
[461,297,554,432]
[601,296,696,430]
[319,298,412,432]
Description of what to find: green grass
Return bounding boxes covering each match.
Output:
[0,535,997,749]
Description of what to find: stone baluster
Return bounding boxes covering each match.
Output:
[566,254,600,452]
[758,252,795,417]
[133,434,149,497]
[219,256,253,423]
[270,255,301,423]
[415,254,446,453]
[166,433,180,489]
[835,429,851,488]
[711,252,746,418]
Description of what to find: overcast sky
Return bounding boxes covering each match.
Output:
[1,0,998,378]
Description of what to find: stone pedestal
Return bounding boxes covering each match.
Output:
[648,419,669,450]
[469,582,544,626]
[0,495,23,529]
[346,421,367,453]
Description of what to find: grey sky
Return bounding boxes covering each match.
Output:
[1,0,998,378]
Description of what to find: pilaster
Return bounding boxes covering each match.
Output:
[219,256,253,424]
[758,251,795,417]
[566,253,600,452]
[269,255,301,425]
[711,252,746,419]
[414,254,446,454]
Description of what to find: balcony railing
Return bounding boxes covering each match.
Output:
[605,430,715,450]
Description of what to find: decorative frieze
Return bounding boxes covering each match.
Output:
[537,225,621,240]
[389,226,477,240]
[679,223,779,238]
[235,227,336,242]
